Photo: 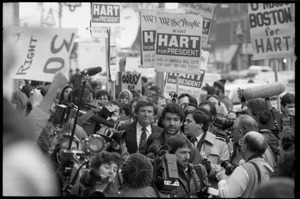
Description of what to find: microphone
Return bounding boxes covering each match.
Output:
[81,67,102,76]
[240,82,286,100]
[90,114,115,128]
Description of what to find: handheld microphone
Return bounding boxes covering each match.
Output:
[240,82,286,100]
[81,67,102,76]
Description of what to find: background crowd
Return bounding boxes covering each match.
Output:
[3,30,295,198]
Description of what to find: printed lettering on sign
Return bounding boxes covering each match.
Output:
[248,3,295,60]
[92,3,120,23]
[143,30,156,51]
[11,27,77,82]
[179,3,216,47]
[156,34,201,57]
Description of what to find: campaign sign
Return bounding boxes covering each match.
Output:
[140,9,185,68]
[10,27,77,82]
[164,70,205,102]
[90,3,121,38]
[179,3,216,47]
[92,3,120,23]
[163,50,209,102]
[119,71,142,92]
[248,3,295,60]
[140,9,158,68]
[155,12,203,75]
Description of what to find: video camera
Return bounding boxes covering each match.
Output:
[212,117,234,131]
[151,146,180,194]
[50,103,118,130]
[60,132,126,196]
[169,91,178,103]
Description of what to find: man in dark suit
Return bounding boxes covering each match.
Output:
[118,97,163,154]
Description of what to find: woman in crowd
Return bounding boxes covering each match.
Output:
[58,84,73,105]
[118,89,133,106]
[80,151,124,197]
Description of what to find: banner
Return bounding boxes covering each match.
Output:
[248,3,295,60]
[118,71,142,92]
[10,27,77,82]
[90,3,121,38]
[179,3,216,47]
[163,51,209,102]
[155,12,203,75]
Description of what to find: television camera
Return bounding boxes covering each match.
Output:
[60,130,126,197]
[169,91,178,103]
[149,145,180,194]
[52,102,126,196]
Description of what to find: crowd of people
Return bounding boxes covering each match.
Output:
[3,31,295,198]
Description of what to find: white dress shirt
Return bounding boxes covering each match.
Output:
[136,122,152,148]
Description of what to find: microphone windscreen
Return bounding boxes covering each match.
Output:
[82,67,102,76]
[87,67,102,76]
[90,115,115,128]
[241,82,286,100]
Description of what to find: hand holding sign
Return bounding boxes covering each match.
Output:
[52,71,69,90]
[29,89,43,107]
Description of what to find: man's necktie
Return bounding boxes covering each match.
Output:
[190,137,198,145]
[139,127,147,153]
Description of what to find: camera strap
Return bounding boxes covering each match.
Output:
[70,161,89,186]
[193,165,203,191]
[249,162,261,184]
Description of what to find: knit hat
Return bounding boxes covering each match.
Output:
[121,153,153,188]
[213,79,226,93]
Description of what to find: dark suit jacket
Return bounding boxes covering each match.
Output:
[118,121,164,154]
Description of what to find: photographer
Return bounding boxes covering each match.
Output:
[80,151,123,197]
[231,114,278,174]
[183,109,230,189]
[217,131,274,198]
[166,135,210,198]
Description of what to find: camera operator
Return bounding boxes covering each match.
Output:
[145,103,201,165]
[49,132,81,196]
[244,98,281,172]
[80,151,123,197]
[183,109,230,189]
[217,131,274,198]
[68,87,99,136]
[206,94,228,118]
[166,135,210,198]
[280,92,295,140]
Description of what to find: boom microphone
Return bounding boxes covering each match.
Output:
[240,82,286,100]
[81,67,102,76]
[90,115,115,128]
